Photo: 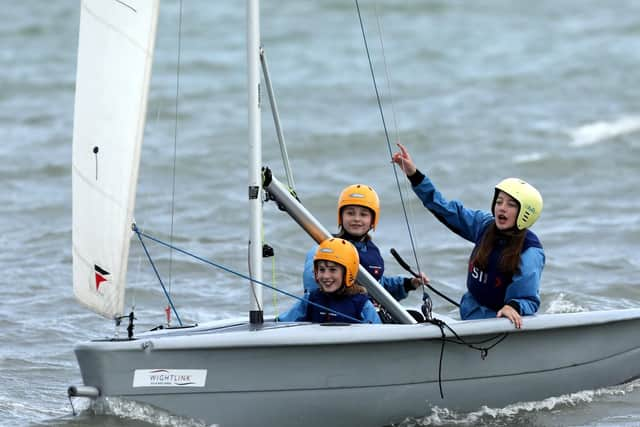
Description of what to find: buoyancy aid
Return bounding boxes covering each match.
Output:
[466,226,542,311]
[341,235,384,281]
[307,290,369,323]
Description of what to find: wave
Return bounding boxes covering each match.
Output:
[569,115,640,147]
[544,292,586,314]
[513,151,546,164]
[88,397,208,427]
[407,379,640,426]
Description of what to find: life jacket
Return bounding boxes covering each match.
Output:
[351,239,384,281]
[306,290,369,323]
[466,226,542,311]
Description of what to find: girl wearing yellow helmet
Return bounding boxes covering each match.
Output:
[278,238,381,324]
[302,184,428,305]
[392,143,544,329]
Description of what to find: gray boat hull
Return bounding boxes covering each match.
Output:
[72,309,640,427]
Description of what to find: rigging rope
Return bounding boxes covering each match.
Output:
[425,316,510,398]
[132,225,366,324]
[354,0,432,312]
[271,254,279,317]
[134,225,183,327]
[166,0,184,326]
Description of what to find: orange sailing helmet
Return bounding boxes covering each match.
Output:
[313,238,360,287]
[337,184,380,230]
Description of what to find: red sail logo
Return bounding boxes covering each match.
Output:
[94,264,110,290]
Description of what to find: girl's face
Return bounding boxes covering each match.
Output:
[314,260,345,293]
[493,191,519,230]
[341,205,373,237]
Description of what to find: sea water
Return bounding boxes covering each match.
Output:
[2,1,640,426]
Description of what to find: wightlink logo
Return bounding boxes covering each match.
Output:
[133,369,207,388]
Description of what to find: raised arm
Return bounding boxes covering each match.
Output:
[391,143,417,176]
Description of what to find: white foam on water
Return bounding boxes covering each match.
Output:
[545,292,586,314]
[514,151,546,164]
[569,115,640,147]
[407,379,640,426]
[91,397,212,427]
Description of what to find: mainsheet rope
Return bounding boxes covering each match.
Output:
[353,3,515,398]
[133,225,509,398]
[354,0,432,313]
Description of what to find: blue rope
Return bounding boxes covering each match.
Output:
[134,227,183,326]
[132,225,367,324]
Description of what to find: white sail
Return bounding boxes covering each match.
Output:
[71,0,160,319]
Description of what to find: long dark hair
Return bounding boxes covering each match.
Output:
[470,223,527,274]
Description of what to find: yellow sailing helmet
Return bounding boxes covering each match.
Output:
[337,184,380,230]
[494,178,543,230]
[314,238,360,287]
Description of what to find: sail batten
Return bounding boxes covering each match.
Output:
[71,0,160,319]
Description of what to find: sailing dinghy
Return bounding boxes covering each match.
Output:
[68,1,640,426]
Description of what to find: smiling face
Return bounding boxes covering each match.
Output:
[314,260,346,294]
[493,191,519,230]
[340,205,373,237]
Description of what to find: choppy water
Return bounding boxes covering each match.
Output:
[2,1,640,426]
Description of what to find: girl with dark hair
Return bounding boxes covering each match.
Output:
[392,143,544,329]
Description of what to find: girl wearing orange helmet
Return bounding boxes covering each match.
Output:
[279,238,381,324]
[302,184,428,304]
[392,143,544,329]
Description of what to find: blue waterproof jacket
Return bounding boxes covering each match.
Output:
[410,172,545,319]
[278,290,381,324]
[302,240,410,301]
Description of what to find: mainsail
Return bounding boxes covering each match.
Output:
[71,0,160,318]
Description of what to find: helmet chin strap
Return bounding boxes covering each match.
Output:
[339,229,369,242]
